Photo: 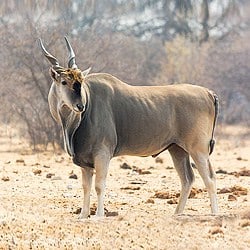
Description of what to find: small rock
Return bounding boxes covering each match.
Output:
[139,170,152,175]
[155,157,163,164]
[69,174,78,179]
[216,169,228,174]
[130,180,147,185]
[31,163,40,166]
[166,166,174,170]
[2,176,10,182]
[240,221,250,228]
[218,186,247,196]
[218,187,232,194]
[146,198,155,204]
[16,159,25,164]
[209,227,224,235]
[106,211,119,217]
[43,165,50,168]
[132,166,152,175]
[90,204,97,215]
[120,163,132,169]
[46,173,55,178]
[121,186,140,190]
[32,169,42,175]
[228,194,237,201]
[232,185,248,196]
[153,191,177,199]
[238,169,250,176]
[167,199,178,204]
[73,207,82,214]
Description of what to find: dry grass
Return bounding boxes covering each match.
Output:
[0,125,249,249]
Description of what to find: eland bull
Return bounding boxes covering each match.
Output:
[39,37,219,218]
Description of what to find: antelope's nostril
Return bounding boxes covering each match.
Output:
[76,104,84,112]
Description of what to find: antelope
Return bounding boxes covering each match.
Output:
[39,37,219,218]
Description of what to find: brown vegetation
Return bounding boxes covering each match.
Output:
[0,1,249,149]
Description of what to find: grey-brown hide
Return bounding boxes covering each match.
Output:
[48,67,90,156]
[40,38,219,218]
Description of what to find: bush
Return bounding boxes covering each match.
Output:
[161,34,250,125]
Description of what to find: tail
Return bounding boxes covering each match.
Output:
[209,92,219,155]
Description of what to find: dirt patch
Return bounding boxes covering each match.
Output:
[0,126,250,249]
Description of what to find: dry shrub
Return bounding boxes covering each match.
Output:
[164,36,208,84]
[199,33,250,125]
[74,33,165,86]
[1,4,249,149]
[161,34,250,125]
[0,23,164,150]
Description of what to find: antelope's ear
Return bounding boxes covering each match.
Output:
[81,67,91,77]
[49,68,60,81]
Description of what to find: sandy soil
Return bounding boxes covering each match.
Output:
[0,125,249,249]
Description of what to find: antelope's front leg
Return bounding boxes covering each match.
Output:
[94,153,110,217]
[79,167,93,219]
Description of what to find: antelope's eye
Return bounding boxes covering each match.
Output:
[61,81,67,85]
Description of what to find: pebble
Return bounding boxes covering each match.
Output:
[145,198,155,204]
[32,169,42,175]
[1,176,10,182]
[16,159,25,164]
[120,163,132,169]
[155,157,163,164]
[69,174,78,179]
[46,173,55,178]
[228,194,237,201]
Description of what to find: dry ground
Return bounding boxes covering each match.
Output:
[0,125,249,249]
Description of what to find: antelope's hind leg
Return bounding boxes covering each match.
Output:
[191,152,218,214]
[169,144,195,214]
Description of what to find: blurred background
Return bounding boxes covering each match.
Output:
[0,0,249,150]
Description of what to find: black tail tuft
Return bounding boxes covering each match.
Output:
[209,139,215,155]
[209,92,219,155]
